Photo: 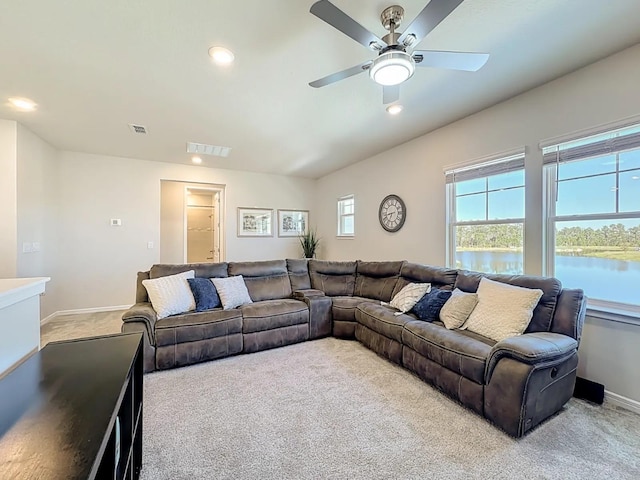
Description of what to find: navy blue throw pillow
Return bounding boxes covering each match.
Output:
[187,278,221,312]
[412,288,452,322]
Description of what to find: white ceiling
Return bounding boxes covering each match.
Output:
[1,0,640,178]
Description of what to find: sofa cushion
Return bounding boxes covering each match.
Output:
[212,276,253,310]
[393,263,457,298]
[287,258,311,291]
[331,296,378,322]
[356,303,415,343]
[228,260,292,301]
[309,260,357,296]
[389,283,431,313]
[187,278,221,311]
[354,261,404,301]
[402,321,494,385]
[461,278,543,342]
[240,299,309,334]
[155,309,242,347]
[454,270,561,334]
[412,288,452,322]
[143,270,196,319]
[150,262,228,279]
[439,288,478,329]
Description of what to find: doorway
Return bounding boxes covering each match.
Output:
[185,188,221,263]
[159,180,225,264]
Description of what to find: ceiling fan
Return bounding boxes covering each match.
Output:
[308,0,489,105]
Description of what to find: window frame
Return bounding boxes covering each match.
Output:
[337,194,355,238]
[544,150,640,312]
[446,154,526,273]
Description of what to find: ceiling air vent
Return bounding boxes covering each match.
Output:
[128,124,147,134]
[186,142,231,158]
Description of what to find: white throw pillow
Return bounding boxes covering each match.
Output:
[461,278,543,342]
[211,275,253,310]
[142,270,196,319]
[387,283,431,315]
[439,288,479,330]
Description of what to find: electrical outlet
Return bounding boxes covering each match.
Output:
[110,218,122,226]
[147,241,154,249]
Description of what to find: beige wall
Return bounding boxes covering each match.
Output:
[51,151,315,313]
[16,123,58,314]
[160,180,186,263]
[0,120,17,277]
[315,43,640,403]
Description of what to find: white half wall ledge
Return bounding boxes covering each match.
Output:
[0,277,49,377]
[0,277,49,310]
[604,391,640,415]
[41,304,131,325]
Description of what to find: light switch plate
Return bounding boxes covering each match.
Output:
[147,241,154,249]
[110,219,122,226]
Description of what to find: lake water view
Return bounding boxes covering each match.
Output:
[455,250,640,306]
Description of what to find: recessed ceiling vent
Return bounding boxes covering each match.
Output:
[187,142,231,158]
[128,124,147,134]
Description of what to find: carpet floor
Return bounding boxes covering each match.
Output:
[141,338,640,480]
[40,310,124,346]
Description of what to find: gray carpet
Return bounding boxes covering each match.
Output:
[141,338,640,480]
[40,310,124,346]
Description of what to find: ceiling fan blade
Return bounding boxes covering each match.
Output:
[310,1,386,50]
[383,85,400,105]
[398,0,464,46]
[309,61,372,88]
[412,50,489,71]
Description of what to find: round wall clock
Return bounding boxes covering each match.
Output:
[379,194,406,232]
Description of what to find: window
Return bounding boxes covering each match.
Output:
[543,123,640,310]
[446,152,525,274]
[337,195,355,237]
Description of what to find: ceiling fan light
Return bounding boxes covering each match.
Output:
[369,51,415,86]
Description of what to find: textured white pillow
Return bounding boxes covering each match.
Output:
[387,283,431,315]
[142,270,196,319]
[461,278,543,342]
[211,275,253,310]
[439,288,479,329]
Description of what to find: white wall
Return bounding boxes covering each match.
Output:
[52,151,315,313]
[315,43,640,403]
[16,124,58,315]
[0,120,17,278]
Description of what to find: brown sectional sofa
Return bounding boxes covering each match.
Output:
[122,258,586,437]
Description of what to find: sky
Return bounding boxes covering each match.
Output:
[456,149,640,230]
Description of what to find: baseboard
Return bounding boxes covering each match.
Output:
[604,391,640,415]
[41,305,130,325]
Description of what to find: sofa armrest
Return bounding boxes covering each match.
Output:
[485,332,577,384]
[294,292,332,339]
[122,302,158,345]
[293,289,326,299]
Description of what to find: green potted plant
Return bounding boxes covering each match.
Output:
[299,229,320,259]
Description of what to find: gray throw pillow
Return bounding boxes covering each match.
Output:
[439,288,479,329]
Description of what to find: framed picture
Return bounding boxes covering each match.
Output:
[278,209,309,237]
[237,207,273,237]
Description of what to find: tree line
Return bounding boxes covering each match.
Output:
[456,223,640,249]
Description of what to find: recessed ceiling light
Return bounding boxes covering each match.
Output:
[192,156,203,165]
[208,46,235,65]
[8,97,37,111]
[386,104,403,115]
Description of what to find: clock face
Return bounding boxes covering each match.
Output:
[379,194,406,232]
